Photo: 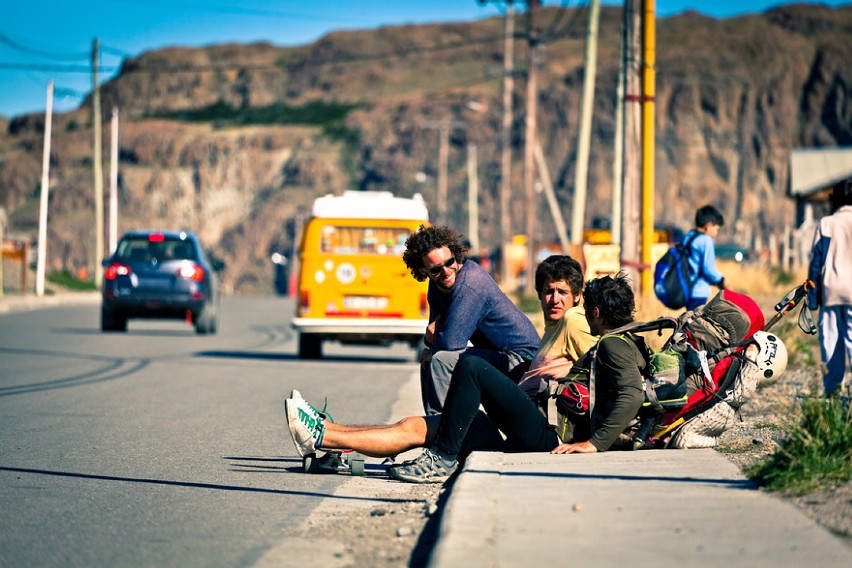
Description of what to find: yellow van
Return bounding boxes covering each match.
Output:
[292,191,430,358]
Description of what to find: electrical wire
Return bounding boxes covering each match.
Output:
[0,32,89,61]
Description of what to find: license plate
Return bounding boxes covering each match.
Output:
[137,277,172,290]
[343,296,388,310]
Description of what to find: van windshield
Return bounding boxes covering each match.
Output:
[319,225,410,255]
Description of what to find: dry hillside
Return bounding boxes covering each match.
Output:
[1,4,850,293]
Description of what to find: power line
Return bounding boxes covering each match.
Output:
[112,0,383,26]
[0,62,117,73]
[0,32,89,61]
[0,6,598,77]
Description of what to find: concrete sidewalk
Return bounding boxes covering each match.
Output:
[0,291,99,314]
[431,448,851,567]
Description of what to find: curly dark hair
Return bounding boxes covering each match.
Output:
[583,272,635,328]
[534,255,584,297]
[402,225,468,282]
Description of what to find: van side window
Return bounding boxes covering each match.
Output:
[319,226,410,255]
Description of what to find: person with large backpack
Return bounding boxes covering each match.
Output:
[552,273,649,453]
[683,205,726,310]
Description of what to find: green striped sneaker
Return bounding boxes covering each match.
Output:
[285,395,326,457]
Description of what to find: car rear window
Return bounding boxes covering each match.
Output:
[115,237,197,262]
[319,225,410,255]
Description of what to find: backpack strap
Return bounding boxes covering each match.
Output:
[682,231,703,288]
[589,332,647,426]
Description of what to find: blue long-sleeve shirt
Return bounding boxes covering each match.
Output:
[684,230,724,300]
[428,260,540,359]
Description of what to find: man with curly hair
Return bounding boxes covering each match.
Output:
[401,225,540,415]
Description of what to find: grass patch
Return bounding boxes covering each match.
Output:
[151,100,360,129]
[746,396,852,495]
[47,270,98,291]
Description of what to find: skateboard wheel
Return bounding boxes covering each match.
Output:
[303,453,319,473]
[349,456,365,476]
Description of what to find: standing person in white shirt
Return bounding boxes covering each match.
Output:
[808,179,852,396]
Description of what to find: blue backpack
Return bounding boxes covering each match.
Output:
[654,233,699,310]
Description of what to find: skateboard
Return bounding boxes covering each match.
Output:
[303,449,366,476]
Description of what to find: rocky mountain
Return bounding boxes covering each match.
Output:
[1,4,850,294]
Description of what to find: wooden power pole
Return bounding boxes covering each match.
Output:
[499,1,515,287]
[570,0,601,252]
[523,0,539,296]
[621,0,643,288]
[92,38,104,287]
[36,81,54,297]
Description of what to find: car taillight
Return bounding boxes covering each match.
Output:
[178,262,205,282]
[104,263,131,280]
[299,290,310,315]
[148,233,165,242]
[420,292,428,317]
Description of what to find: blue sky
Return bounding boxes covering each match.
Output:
[1,1,849,118]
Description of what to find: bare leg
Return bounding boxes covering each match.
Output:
[321,415,440,458]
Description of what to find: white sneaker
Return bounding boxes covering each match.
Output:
[284,396,326,457]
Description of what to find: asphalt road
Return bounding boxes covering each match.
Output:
[0,297,419,567]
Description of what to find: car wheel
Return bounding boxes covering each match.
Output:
[298,334,322,359]
[101,306,127,332]
[194,302,217,335]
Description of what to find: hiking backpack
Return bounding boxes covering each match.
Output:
[646,289,767,449]
[654,232,700,309]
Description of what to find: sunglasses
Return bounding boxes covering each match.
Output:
[425,257,457,276]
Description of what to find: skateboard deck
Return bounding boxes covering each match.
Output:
[303,449,365,476]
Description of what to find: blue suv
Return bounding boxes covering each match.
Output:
[101,231,223,333]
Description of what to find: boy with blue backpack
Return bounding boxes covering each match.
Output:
[684,205,727,310]
[654,205,726,310]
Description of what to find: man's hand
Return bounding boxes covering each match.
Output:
[424,318,439,347]
[551,440,598,454]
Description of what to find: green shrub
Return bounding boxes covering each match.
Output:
[47,270,98,291]
[747,396,852,495]
[151,100,360,128]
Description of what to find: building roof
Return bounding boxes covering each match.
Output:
[788,147,852,199]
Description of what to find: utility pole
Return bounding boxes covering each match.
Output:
[499,1,515,287]
[467,143,480,252]
[640,0,656,294]
[621,0,642,288]
[92,38,104,287]
[438,121,450,224]
[523,0,539,296]
[109,107,119,255]
[36,80,54,297]
[422,119,465,227]
[534,141,569,251]
[611,9,626,247]
[570,0,601,253]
